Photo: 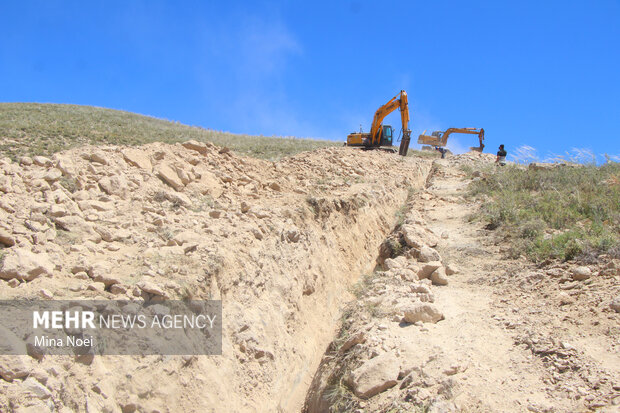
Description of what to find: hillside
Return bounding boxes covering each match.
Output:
[0,106,618,412]
[0,103,339,161]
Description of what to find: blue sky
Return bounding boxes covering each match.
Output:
[1,1,619,160]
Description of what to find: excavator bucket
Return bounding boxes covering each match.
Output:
[469,143,485,153]
[399,131,411,156]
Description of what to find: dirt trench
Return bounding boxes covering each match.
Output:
[256,156,433,412]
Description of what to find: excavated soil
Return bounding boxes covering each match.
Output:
[0,142,431,412]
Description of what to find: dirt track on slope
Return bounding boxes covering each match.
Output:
[305,155,619,413]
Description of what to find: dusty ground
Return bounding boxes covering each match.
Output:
[305,154,619,413]
[0,143,618,412]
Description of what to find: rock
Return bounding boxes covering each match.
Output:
[346,352,400,399]
[402,224,439,248]
[610,297,620,313]
[109,284,128,295]
[7,279,20,288]
[20,156,33,166]
[269,182,281,191]
[43,169,62,182]
[122,149,152,171]
[29,178,50,191]
[52,216,98,240]
[395,268,418,281]
[403,303,444,324]
[417,262,442,280]
[558,292,575,305]
[89,262,120,286]
[78,200,113,212]
[39,289,53,299]
[173,232,200,247]
[156,163,184,191]
[0,175,11,193]
[445,264,459,276]
[411,284,432,294]
[443,365,461,376]
[182,140,211,154]
[240,201,251,213]
[251,228,263,240]
[401,225,424,249]
[250,207,270,219]
[32,156,53,167]
[0,356,32,381]
[136,280,168,298]
[166,191,192,208]
[572,266,592,281]
[546,268,564,278]
[430,267,449,286]
[56,158,76,177]
[209,210,222,218]
[74,271,90,280]
[98,176,127,197]
[0,228,15,246]
[49,204,68,217]
[23,376,52,399]
[339,331,366,353]
[89,152,108,165]
[0,324,31,381]
[176,168,191,185]
[384,256,407,270]
[94,226,114,242]
[121,401,138,413]
[26,340,46,360]
[418,245,441,263]
[0,248,54,281]
[87,283,105,292]
[284,229,301,243]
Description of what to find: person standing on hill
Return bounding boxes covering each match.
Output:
[496,144,507,166]
[434,146,447,159]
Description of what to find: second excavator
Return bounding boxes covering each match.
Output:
[346,90,411,156]
[417,127,485,152]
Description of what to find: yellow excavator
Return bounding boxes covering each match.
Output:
[417,127,485,152]
[346,90,411,156]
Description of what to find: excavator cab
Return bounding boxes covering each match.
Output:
[380,125,393,146]
[346,124,393,147]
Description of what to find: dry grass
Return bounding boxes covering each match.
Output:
[468,162,620,262]
[0,103,339,161]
